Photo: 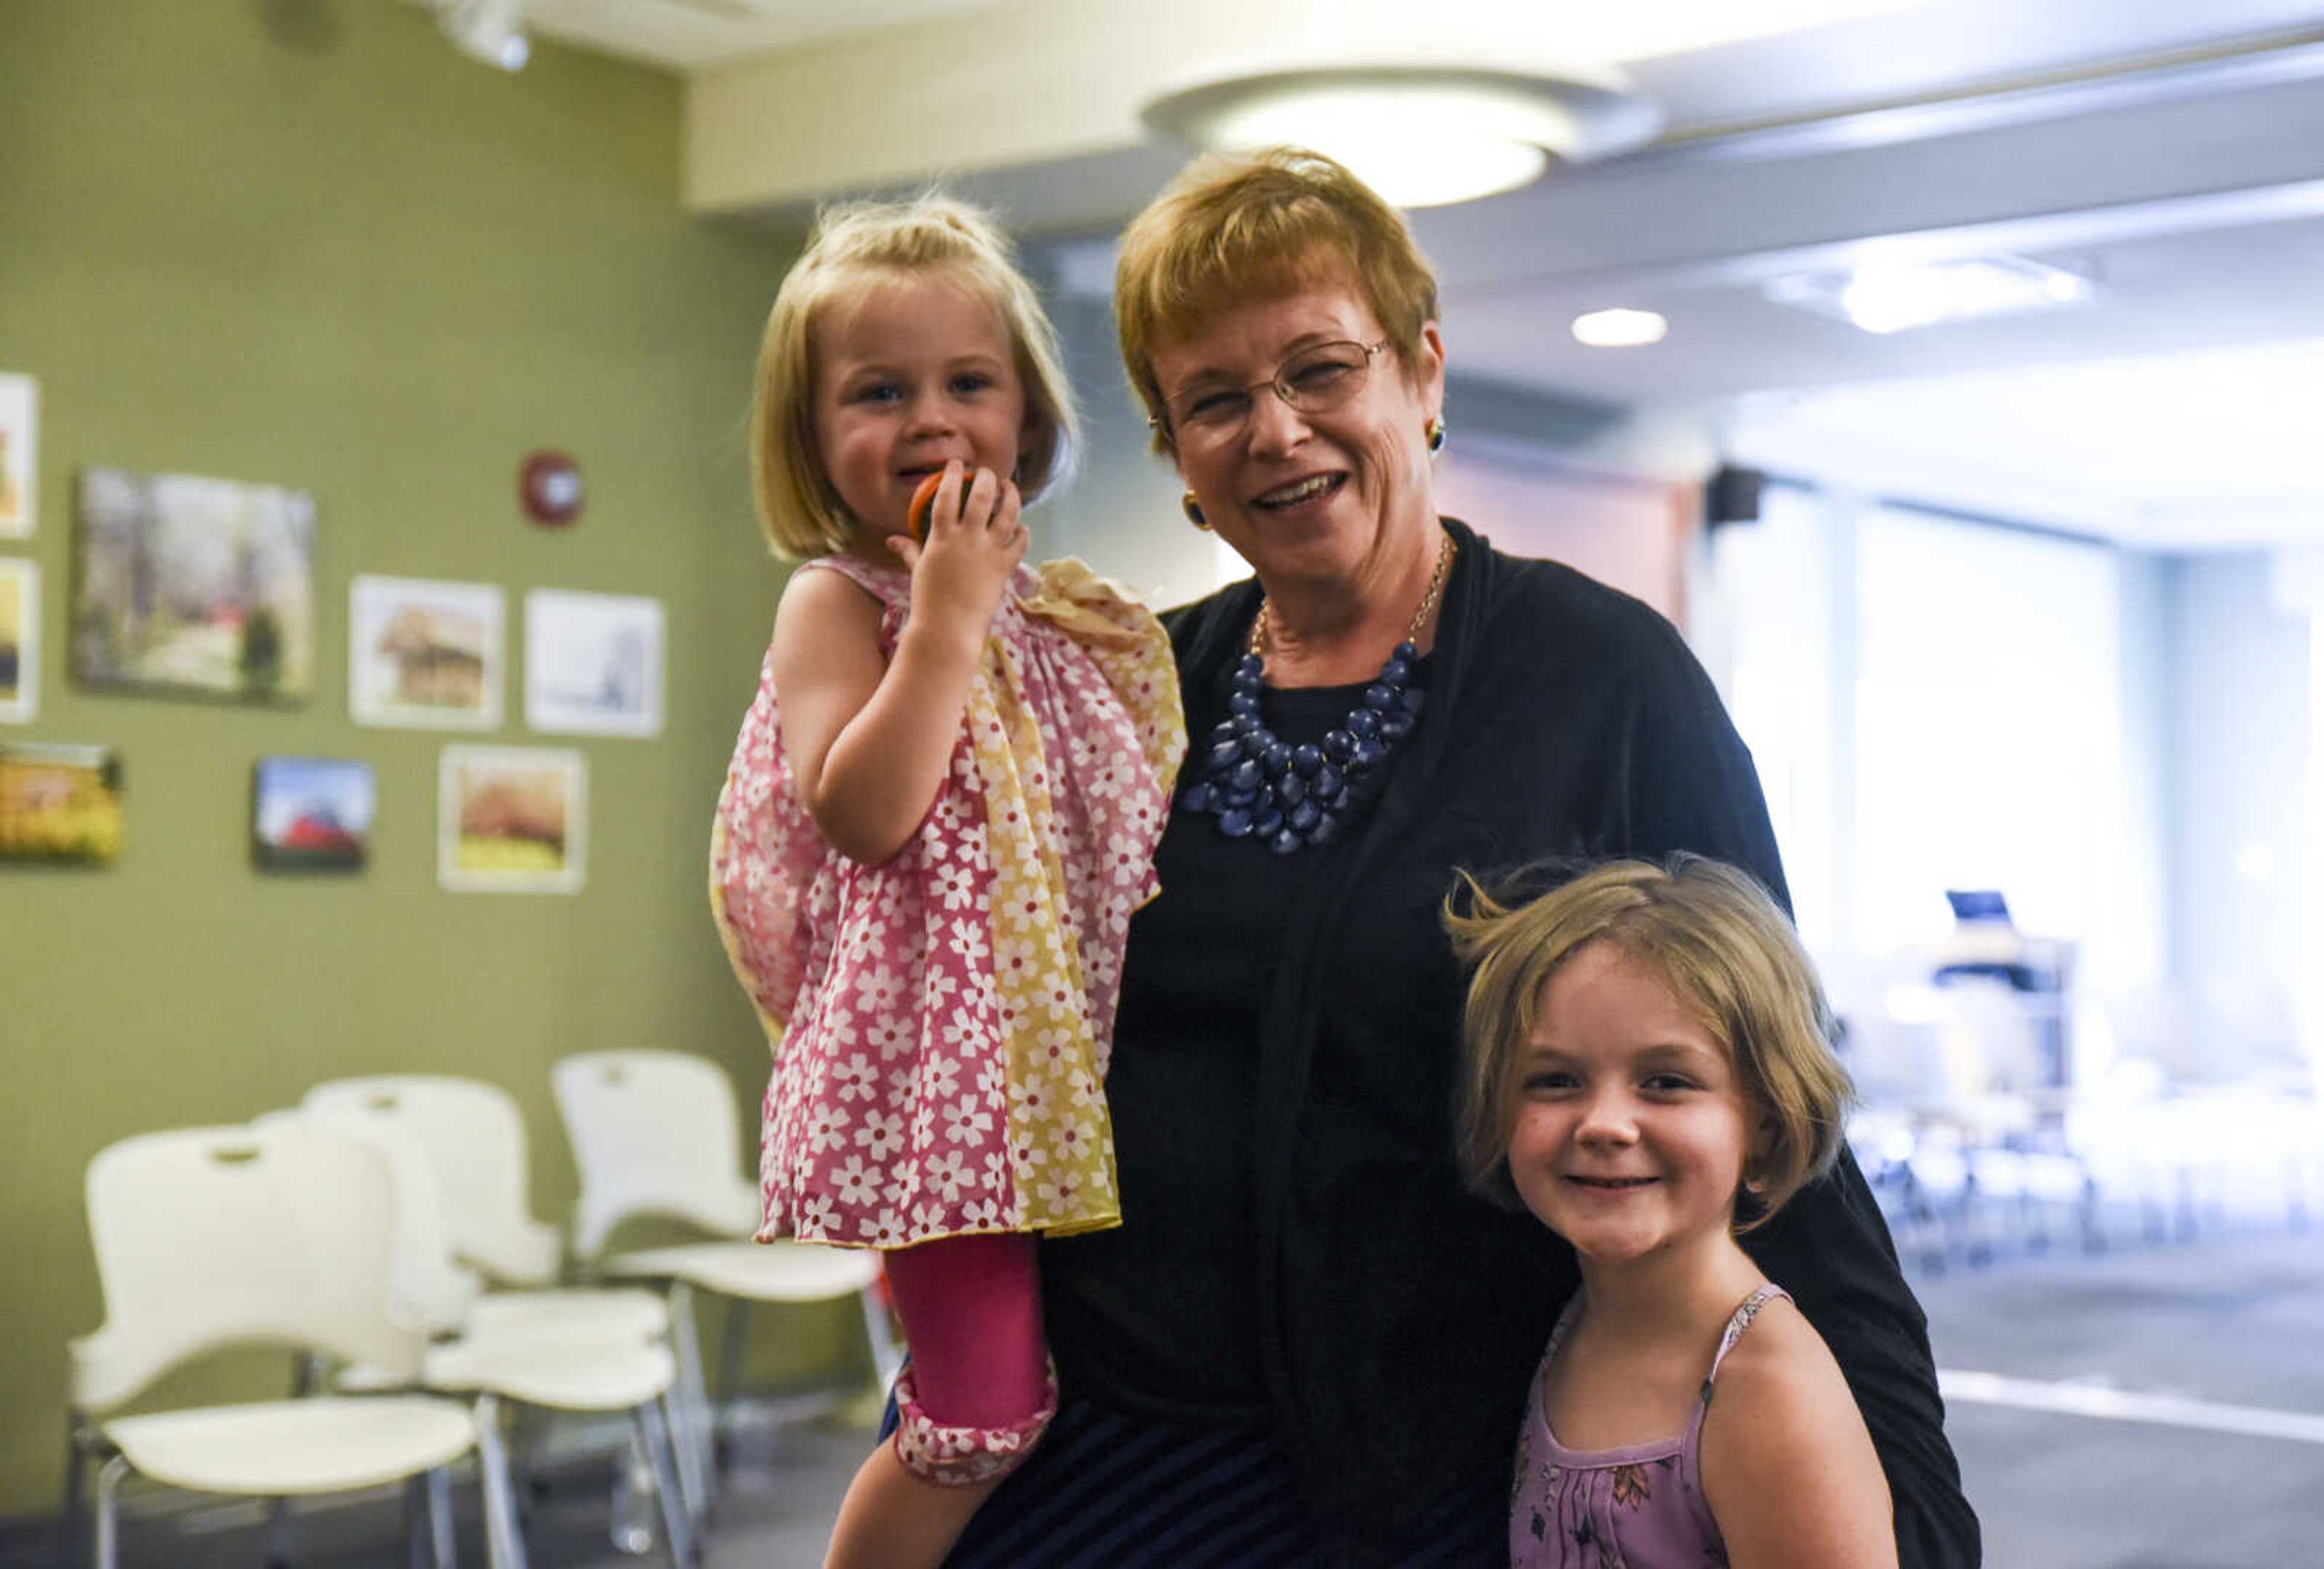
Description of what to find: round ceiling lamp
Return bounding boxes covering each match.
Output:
[1142,56,1662,208]
[1572,308,1669,347]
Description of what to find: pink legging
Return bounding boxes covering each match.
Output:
[881,1232,1048,1429]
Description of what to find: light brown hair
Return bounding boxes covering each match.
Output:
[1114,146,1439,453]
[749,194,1077,558]
[1445,856,1851,1231]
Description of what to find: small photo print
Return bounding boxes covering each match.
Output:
[524,588,665,738]
[0,373,35,539]
[0,559,36,724]
[0,743,123,866]
[350,575,505,730]
[252,756,375,872]
[438,745,585,894]
[73,467,317,702]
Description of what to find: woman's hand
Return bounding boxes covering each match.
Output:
[888,461,1028,659]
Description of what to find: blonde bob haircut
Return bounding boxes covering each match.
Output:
[1114,146,1440,453]
[1445,855,1851,1234]
[749,194,1078,559]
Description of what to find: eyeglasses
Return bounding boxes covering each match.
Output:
[1152,338,1391,446]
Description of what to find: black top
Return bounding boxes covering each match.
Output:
[1042,519,1978,1566]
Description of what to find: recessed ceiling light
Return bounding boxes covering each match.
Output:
[1572,308,1667,347]
[1767,255,2095,335]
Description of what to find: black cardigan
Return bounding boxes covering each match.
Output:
[1043,519,1978,1565]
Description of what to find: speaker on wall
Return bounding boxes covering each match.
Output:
[1705,464,1765,527]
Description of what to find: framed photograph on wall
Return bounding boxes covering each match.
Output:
[0,743,123,866]
[73,466,316,702]
[0,560,36,724]
[0,373,35,540]
[349,575,505,730]
[438,745,585,894]
[524,588,665,738]
[251,756,375,872]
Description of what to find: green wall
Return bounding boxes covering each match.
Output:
[0,0,859,1519]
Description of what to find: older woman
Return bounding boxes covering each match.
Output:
[938,148,1977,1567]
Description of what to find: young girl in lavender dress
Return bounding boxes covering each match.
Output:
[709,196,1183,1569]
[1448,857,1900,1568]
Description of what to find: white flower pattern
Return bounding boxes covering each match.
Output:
[710,555,1181,1249]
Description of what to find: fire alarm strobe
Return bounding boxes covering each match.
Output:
[519,450,583,526]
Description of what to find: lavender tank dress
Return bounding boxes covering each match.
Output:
[1509,1283,1790,1568]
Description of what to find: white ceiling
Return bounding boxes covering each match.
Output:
[1724,335,2324,548]
[519,0,1017,70]
[513,0,2324,546]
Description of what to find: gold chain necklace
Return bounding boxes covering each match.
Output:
[1246,525,1456,661]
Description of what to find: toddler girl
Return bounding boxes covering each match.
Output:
[709,196,1183,1568]
[1448,856,1899,1568]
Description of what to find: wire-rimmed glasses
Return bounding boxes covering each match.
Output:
[1152,338,1390,447]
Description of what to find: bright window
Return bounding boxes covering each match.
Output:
[1852,506,2129,978]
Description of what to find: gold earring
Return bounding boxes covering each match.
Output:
[1425,416,1446,456]
[1181,490,1210,530]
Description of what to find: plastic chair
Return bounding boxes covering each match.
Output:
[550,1050,893,1509]
[276,1105,696,1568]
[65,1123,479,1569]
[300,1076,668,1344]
[300,1076,685,1551]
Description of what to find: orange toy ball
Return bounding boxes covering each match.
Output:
[907,471,947,543]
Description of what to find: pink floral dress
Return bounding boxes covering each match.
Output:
[709,553,1183,1250]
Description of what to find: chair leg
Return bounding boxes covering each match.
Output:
[660,1389,704,1530]
[291,1349,324,1395]
[637,1402,697,1568]
[503,1399,540,1530]
[860,1280,904,1393]
[57,1418,88,1569]
[665,1283,714,1521]
[267,1347,325,1560]
[428,1467,458,1569]
[474,1394,529,1569]
[264,1496,297,1567]
[92,1457,130,1569]
[716,1294,751,1432]
[406,1474,430,1569]
[609,1429,658,1556]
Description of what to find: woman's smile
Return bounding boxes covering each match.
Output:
[1251,472,1346,511]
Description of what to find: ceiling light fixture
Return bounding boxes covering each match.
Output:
[1572,308,1667,347]
[1767,255,2095,335]
[438,0,530,72]
[1142,53,1662,209]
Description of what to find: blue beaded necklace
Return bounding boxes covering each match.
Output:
[1180,530,1454,855]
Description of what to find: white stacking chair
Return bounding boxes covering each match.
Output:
[300,1076,669,1346]
[300,1076,685,1551]
[275,1104,697,1568]
[65,1123,481,1569]
[550,1050,894,1511]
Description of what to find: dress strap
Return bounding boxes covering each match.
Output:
[1538,1288,1588,1370]
[799,551,906,600]
[1692,1283,1789,1420]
